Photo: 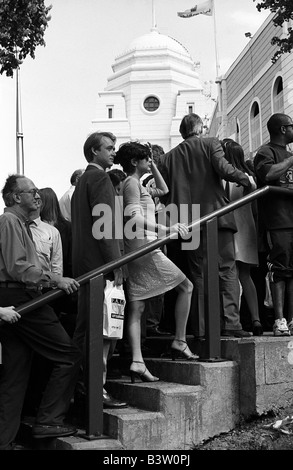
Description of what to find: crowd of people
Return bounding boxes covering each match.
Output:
[0,111,293,450]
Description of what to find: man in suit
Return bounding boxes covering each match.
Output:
[71,131,127,408]
[159,113,251,338]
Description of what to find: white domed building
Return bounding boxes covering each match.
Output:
[91,26,213,151]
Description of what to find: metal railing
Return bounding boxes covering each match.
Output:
[5,184,293,439]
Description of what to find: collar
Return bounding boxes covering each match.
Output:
[186,133,200,139]
[269,141,287,149]
[4,206,28,223]
[29,217,40,227]
[88,162,105,171]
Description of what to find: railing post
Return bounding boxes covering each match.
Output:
[84,274,105,439]
[202,217,222,361]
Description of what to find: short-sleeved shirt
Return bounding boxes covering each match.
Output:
[254,142,293,230]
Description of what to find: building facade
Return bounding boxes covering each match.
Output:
[209,13,293,160]
[91,26,213,152]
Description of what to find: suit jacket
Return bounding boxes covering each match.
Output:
[159,136,250,231]
[71,164,121,278]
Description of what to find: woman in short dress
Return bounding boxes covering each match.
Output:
[115,142,197,382]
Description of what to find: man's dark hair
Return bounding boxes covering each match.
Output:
[2,174,25,207]
[179,113,203,140]
[267,113,292,136]
[107,168,127,182]
[83,132,116,163]
[70,169,84,185]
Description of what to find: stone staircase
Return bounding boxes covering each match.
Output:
[54,335,240,450]
[19,334,293,450]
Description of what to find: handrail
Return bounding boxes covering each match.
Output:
[13,184,282,316]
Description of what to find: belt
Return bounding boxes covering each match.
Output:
[0,281,42,291]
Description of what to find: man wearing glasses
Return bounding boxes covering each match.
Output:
[254,113,293,337]
[0,174,82,449]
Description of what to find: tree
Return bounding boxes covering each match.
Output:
[0,0,52,77]
[254,0,293,62]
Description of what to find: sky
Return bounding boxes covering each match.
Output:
[0,0,270,212]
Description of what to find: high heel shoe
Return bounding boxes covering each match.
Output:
[130,361,159,383]
[170,340,199,361]
[252,320,263,336]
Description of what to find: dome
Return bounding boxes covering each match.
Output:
[117,29,192,60]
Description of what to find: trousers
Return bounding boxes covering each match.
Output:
[165,229,242,336]
[73,287,115,387]
[0,288,82,450]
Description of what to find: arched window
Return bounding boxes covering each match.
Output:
[236,119,241,144]
[272,76,284,113]
[250,101,261,154]
[143,96,160,112]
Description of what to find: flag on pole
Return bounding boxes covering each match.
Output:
[177,0,213,18]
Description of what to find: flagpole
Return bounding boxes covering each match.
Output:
[212,0,222,112]
[212,0,220,78]
[151,0,157,31]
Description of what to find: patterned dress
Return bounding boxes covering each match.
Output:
[122,176,185,301]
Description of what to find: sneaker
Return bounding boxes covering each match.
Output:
[273,318,290,336]
[288,320,293,335]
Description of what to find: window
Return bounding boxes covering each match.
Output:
[236,119,241,144]
[250,101,261,154]
[272,76,284,113]
[188,104,194,114]
[143,96,160,112]
[107,106,113,119]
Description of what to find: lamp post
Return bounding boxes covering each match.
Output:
[16,53,24,175]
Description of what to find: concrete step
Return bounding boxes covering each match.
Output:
[103,381,202,450]
[56,433,125,450]
[18,416,124,451]
[106,377,202,412]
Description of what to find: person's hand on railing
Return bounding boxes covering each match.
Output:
[156,222,189,239]
[0,306,20,324]
[169,223,189,238]
[56,277,80,295]
[242,181,253,196]
[113,268,123,287]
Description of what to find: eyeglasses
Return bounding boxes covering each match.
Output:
[283,124,293,128]
[17,188,40,197]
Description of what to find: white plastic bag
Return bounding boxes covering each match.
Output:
[103,280,126,339]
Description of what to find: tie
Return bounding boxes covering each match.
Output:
[25,220,34,242]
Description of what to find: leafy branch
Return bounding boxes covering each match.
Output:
[254,0,293,62]
[0,0,52,77]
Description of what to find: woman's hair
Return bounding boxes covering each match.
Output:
[39,187,66,226]
[114,141,151,174]
[223,141,254,176]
